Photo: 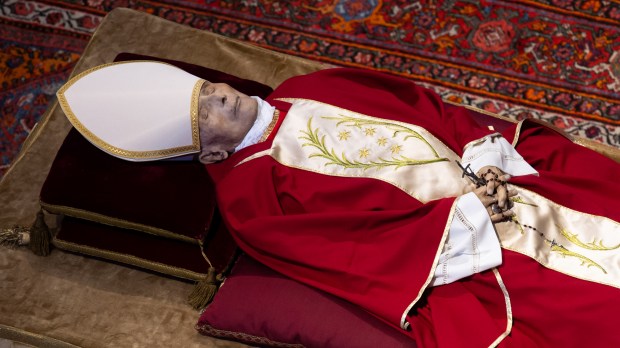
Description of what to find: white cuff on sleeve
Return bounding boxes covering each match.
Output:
[461,134,538,177]
[431,192,502,287]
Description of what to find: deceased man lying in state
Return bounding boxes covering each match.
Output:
[57,60,620,348]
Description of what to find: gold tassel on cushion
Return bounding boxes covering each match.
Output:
[188,266,219,310]
[187,241,221,310]
[28,209,52,256]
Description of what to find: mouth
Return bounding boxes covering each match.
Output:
[234,96,240,117]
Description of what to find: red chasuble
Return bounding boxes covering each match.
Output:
[207,68,620,347]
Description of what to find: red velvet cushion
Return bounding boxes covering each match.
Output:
[41,127,218,241]
[54,216,238,277]
[197,255,417,348]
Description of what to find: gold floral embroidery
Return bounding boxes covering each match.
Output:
[390,144,403,154]
[359,148,370,159]
[550,243,607,274]
[377,137,388,146]
[323,114,443,158]
[299,116,448,170]
[364,127,377,136]
[510,196,538,207]
[338,130,351,141]
[556,224,620,251]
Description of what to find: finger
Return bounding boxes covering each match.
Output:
[474,186,497,207]
[486,179,495,195]
[497,184,508,208]
[501,174,511,182]
[473,185,488,197]
[480,195,498,207]
[490,210,515,223]
[490,213,504,223]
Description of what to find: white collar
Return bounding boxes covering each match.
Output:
[234,97,275,152]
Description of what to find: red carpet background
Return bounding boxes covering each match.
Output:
[2,0,620,178]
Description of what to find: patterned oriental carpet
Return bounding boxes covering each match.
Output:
[2,0,620,179]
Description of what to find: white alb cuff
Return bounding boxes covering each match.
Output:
[431,192,502,286]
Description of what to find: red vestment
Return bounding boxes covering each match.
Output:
[207,68,620,347]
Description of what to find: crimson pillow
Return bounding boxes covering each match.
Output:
[197,255,417,348]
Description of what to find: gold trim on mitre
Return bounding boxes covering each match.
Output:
[56,61,204,161]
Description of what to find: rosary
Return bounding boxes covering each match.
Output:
[456,160,510,214]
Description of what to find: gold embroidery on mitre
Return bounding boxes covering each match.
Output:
[497,187,620,288]
[271,98,468,202]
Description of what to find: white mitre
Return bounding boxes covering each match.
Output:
[56,61,205,161]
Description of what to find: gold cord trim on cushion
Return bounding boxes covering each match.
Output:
[0,324,81,348]
[52,236,207,281]
[196,324,304,348]
[40,202,198,244]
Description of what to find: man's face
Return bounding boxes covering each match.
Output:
[198,82,258,163]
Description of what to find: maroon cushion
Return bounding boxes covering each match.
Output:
[41,127,218,241]
[54,216,238,278]
[197,255,417,348]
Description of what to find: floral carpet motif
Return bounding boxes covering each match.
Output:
[1,0,619,178]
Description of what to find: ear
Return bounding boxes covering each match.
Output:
[199,149,229,164]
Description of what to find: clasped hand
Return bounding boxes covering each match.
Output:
[472,166,517,223]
